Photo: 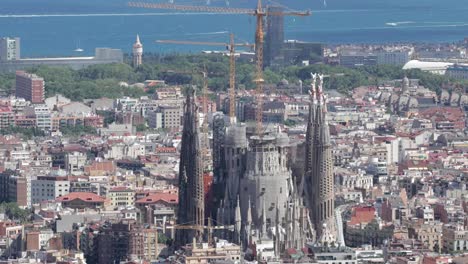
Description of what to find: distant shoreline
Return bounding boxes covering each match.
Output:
[3,0,467,57]
[12,39,466,60]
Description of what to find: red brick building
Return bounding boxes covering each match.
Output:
[15,176,30,208]
[15,71,44,104]
[84,160,115,176]
[419,107,465,130]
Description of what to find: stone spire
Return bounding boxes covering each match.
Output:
[245,196,252,245]
[261,196,267,239]
[402,75,410,94]
[136,34,141,45]
[219,200,225,225]
[291,191,297,247]
[223,185,231,225]
[302,73,317,202]
[303,73,335,241]
[247,196,252,224]
[176,88,205,246]
[235,196,241,243]
[274,197,281,255]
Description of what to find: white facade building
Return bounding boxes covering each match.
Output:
[34,105,52,131]
[31,179,70,204]
[0,37,20,61]
[65,152,87,176]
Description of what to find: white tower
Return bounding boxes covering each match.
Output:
[132,34,143,67]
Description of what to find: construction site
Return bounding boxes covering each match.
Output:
[128,0,339,262]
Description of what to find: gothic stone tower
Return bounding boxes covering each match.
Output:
[303,73,335,240]
[239,132,291,236]
[177,88,205,246]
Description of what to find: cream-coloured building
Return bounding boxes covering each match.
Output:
[185,240,241,264]
[443,224,468,253]
[409,222,442,253]
[108,187,135,208]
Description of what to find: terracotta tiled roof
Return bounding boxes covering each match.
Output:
[348,206,376,226]
[419,106,464,122]
[56,192,106,203]
[84,160,115,174]
[135,193,178,205]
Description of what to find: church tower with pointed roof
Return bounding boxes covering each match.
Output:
[303,73,336,240]
[176,87,205,246]
[132,34,143,67]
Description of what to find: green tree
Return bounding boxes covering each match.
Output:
[264,68,282,85]
[0,202,31,223]
[284,119,297,126]
[0,73,15,94]
[136,124,147,132]
[0,127,45,140]
[60,125,97,137]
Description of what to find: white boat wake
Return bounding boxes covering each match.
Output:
[385,21,415,26]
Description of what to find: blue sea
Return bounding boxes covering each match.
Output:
[1,0,468,57]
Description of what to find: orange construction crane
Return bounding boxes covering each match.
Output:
[157,34,254,123]
[129,0,310,135]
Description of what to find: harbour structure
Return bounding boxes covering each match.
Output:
[177,88,205,245]
[0,47,123,73]
[302,73,336,241]
[133,34,143,67]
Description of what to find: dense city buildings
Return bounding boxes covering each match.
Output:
[0,59,467,262]
[2,1,468,263]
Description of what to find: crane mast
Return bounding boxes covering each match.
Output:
[228,33,236,123]
[254,0,265,136]
[201,69,209,159]
[130,0,310,136]
[157,34,254,124]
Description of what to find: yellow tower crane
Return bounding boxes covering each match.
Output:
[129,0,311,136]
[157,34,254,123]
